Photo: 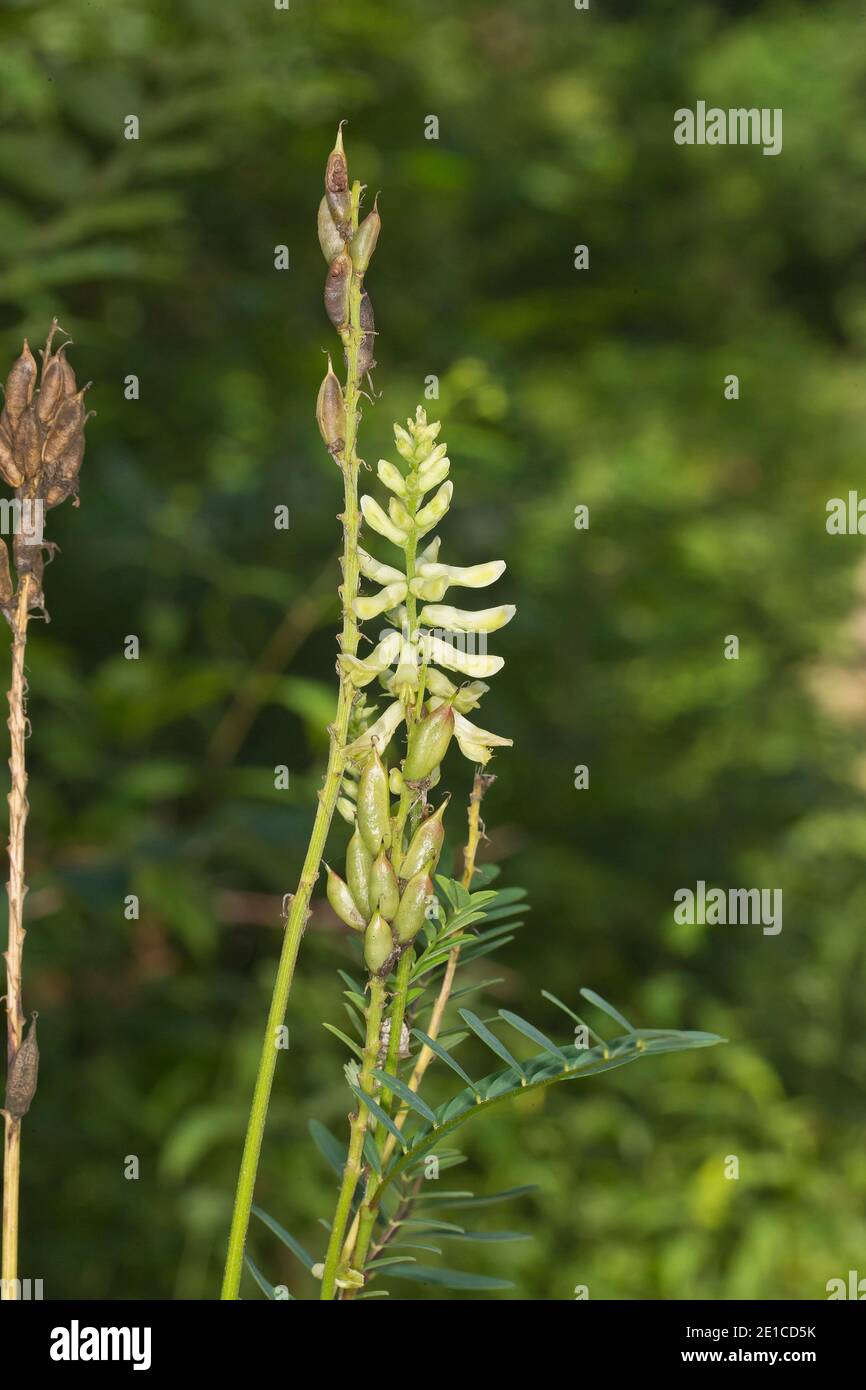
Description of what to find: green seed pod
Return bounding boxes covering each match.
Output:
[356,746,391,856]
[364,912,394,975]
[357,291,376,374]
[324,252,352,332]
[369,851,400,921]
[394,871,434,945]
[316,355,346,455]
[5,1012,39,1118]
[325,126,352,237]
[3,340,37,431]
[403,704,455,781]
[400,797,448,882]
[350,201,381,275]
[318,195,346,263]
[346,829,374,921]
[325,864,366,932]
[388,767,403,796]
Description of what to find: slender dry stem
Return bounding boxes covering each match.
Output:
[2,573,33,1299]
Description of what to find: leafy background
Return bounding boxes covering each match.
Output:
[0,0,864,1298]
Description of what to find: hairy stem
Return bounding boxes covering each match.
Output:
[2,574,32,1299]
[221,187,367,1302]
[319,976,386,1300]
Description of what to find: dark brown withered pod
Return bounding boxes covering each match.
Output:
[0,320,90,1299]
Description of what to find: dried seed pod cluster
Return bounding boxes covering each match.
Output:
[0,321,91,613]
[316,127,380,457]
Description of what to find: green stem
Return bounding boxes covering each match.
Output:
[221,184,366,1302]
[319,976,386,1300]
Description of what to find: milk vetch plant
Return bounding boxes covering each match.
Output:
[227,128,724,1303]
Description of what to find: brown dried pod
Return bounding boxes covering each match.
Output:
[318,196,346,264]
[14,407,42,479]
[3,340,37,431]
[325,126,352,237]
[42,386,87,467]
[36,352,65,424]
[324,252,352,332]
[0,422,23,487]
[357,291,376,374]
[0,538,13,606]
[316,355,346,455]
[58,344,77,398]
[5,1012,39,1119]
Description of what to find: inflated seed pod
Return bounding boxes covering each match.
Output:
[325,127,352,238]
[388,767,403,796]
[42,386,88,467]
[0,539,13,606]
[350,201,380,275]
[325,865,366,932]
[394,871,434,945]
[364,913,394,975]
[324,252,352,332]
[3,341,37,431]
[403,704,455,781]
[5,1012,39,1118]
[369,851,400,921]
[318,195,346,263]
[58,344,77,398]
[400,798,448,882]
[346,829,374,921]
[356,746,391,855]
[36,351,65,423]
[316,355,346,455]
[0,423,23,487]
[357,291,376,374]
[15,408,42,479]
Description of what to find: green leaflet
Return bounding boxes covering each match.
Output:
[251,1205,315,1272]
[375,1027,724,1200]
[307,1119,346,1177]
[380,1263,514,1291]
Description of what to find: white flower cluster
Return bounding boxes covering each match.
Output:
[339,406,514,768]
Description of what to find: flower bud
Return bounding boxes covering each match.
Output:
[360,494,408,546]
[325,125,352,237]
[326,865,366,932]
[364,913,394,975]
[353,583,407,622]
[400,797,448,882]
[2,340,37,431]
[350,201,381,275]
[356,745,391,855]
[369,851,400,921]
[324,252,352,332]
[316,355,346,455]
[318,195,346,263]
[346,830,374,921]
[403,703,454,781]
[414,481,452,536]
[418,602,516,634]
[394,871,434,945]
[376,458,407,497]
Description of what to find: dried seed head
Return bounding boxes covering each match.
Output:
[325,124,352,238]
[324,252,353,332]
[2,340,37,432]
[350,200,381,276]
[318,196,346,264]
[5,1012,39,1119]
[316,355,346,456]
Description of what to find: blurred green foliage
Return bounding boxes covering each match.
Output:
[0,0,865,1299]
